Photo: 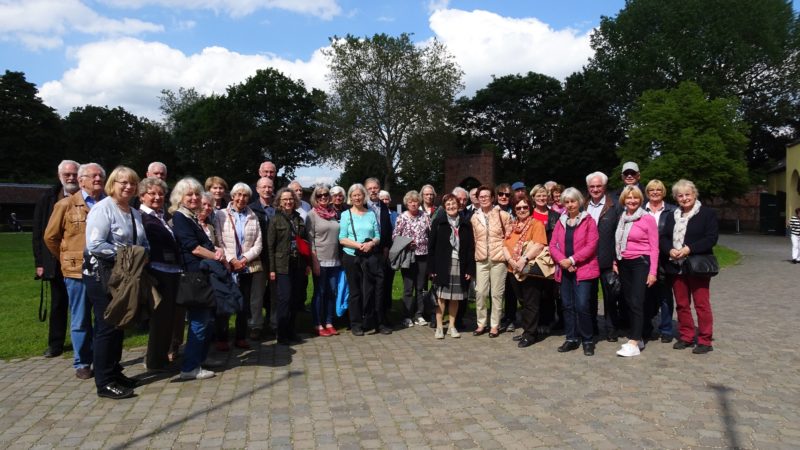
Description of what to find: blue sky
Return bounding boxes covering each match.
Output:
[0,0,627,185]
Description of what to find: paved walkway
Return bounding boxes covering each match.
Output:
[1,234,798,449]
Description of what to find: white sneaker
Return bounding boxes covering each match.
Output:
[403,318,414,328]
[415,317,429,326]
[180,367,216,380]
[435,328,444,339]
[449,327,461,338]
[616,343,641,357]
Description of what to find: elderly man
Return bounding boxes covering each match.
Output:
[249,176,276,337]
[365,177,395,331]
[33,160,79,358]
[146,162,168,181]
[259,160,277,181]
[288,180,311,220]
[44,163,106,379]
[585,171,624,341]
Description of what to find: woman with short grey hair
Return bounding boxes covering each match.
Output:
[393,190,431,327]
[214,182,263,351]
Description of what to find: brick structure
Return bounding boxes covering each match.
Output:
[444,150,494,194]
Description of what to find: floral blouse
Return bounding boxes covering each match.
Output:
[392,211,431,256]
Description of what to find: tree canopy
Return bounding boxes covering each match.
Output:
[617,82,749,200]
[589,0,800,167]
[321,33,463,191]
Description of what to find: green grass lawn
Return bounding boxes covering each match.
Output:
[0,232,740,360]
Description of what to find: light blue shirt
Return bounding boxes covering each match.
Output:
[86,197,149,261]
[338,209,380,256]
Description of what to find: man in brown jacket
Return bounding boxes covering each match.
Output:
[44,163,105,380]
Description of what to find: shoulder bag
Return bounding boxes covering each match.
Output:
[686,253,719,277]
[515,245,556,281]
[175,214,216,309]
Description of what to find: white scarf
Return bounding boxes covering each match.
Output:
[615,208,645,260]
[671,200,702,262]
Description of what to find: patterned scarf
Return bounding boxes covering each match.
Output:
[447,214,460,252]
[615,207,645,260]
[671,200,702,262]
[510,217,534,259]
[314,203,337,221]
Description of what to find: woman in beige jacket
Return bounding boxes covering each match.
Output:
[214,182,263,350]
[470,185,512,337]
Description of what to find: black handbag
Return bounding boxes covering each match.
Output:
[175,271,216,308]
[686,254,719,277]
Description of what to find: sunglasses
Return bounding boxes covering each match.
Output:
[515,205,530,211]
[316,192,330,198]
[623,171,638,177]
[497,192,511,198]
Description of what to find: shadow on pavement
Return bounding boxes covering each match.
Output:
[710,383,741,449]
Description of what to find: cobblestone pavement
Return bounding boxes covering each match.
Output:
[1,234,798,449]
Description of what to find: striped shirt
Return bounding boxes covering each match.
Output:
[790,215,800,236]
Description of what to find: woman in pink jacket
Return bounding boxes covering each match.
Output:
[549,188,600,356]
[614,186,659,357]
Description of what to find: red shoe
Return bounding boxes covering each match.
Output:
[325,325,339,335]
[234,339,250,349]
[317,327,331,337]
[215,341,230,352]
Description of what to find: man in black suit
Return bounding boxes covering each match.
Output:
[365,177,394,333]
[33,159,80,358]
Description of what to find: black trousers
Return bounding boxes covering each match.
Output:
[84,273,124,389]
[275,263,306,340]
[146,270,178,369]
[47,275,69,351]
[401,256,427,320]
[594,267,627,336]
[502,273,518,327]
[511,275,546,340]
[538,279,560,328]
[343,252,387,330]
[618,257,649,341]
[216,272,251,342]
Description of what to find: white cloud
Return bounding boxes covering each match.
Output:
[99,0,342,19]
[0,0,163,50]
[429,9,594,95]
[427,0,450,14]
[40,37,331,120]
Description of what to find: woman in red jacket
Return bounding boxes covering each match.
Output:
[549,188,600,356]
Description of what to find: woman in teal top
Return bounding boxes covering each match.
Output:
[339,183,391,335]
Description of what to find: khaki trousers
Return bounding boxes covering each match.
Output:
[475,259,506,328]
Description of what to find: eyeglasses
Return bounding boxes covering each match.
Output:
[317,192,330,198]
[515,205,530,211]
[497,192,511,198]
[115,181,134,187]
[81,173,103,179]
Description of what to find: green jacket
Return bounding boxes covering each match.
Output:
[267,210,308,274]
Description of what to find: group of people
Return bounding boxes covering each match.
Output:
[32,159,719,400]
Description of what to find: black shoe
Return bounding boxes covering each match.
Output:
[517,338,535,348]
[583,343,595,356]
[43,347,63,358]
[692,344,713,354]
[488,331,500,338]
[115,373,138,389]
[512,334,524,342]
[606,330,618,342]
[660,335,674,344]
[673,340,694,350]
[97,382,134,400]
[351,327,364,336]
[473,328,487,336]
[379,326,393,335]
[557,341,580,353]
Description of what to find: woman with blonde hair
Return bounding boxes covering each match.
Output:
[205,176,228,210]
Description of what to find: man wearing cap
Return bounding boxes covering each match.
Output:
[615,161,644,203]
[512,181,526,195]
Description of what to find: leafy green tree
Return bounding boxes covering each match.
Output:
[171,69,322,184]
[617,82,749,200]
[322,33,463,191]
[62,105,150,172]
[589,0,800,166]
[0,71,63,182]
[159,87,202,132]
[455,72,562,186]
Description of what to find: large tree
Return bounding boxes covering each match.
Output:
[455,72,562,186]
[589,0,800,167]
[322,33,463,191]
[0,71,62,183]
[170,69,322,184]
[617,82,749,200]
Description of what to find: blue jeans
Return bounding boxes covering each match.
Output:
[181,308,214,373]
[560,273,594,344]
[64,277,93,368]
[312,266,341,327]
